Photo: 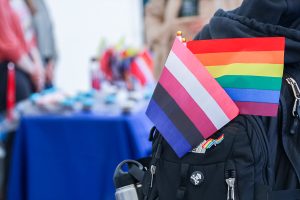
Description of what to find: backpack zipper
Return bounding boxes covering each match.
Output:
[150,165,156,188]
[225,169,236,200]
[225,160,237,200]
[145,131,163,200]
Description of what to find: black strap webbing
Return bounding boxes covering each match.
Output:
[176,163,190,200]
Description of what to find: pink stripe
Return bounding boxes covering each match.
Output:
[159,67,218,138]
[235,102,279,116]
[171,39,239,120]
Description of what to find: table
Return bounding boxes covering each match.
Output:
[7,111,152,200]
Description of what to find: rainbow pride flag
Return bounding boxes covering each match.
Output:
[187,37,285,116]
[146,39,239,157]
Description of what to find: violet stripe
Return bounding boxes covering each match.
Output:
[159,68,217,138]
[235,102,279,116]
[171,39,239,120]
[153,84,204,146]
[146,99,192,157]
[165,51,231,129]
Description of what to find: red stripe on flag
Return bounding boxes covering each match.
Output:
[187,37,285,54]
[131,60,147,85]
[235,102,279,116]
[159,67,218,138]
[172,39,239,120]
[141,51,154,72]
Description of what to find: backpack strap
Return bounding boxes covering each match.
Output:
[269,189,300,200]
[143,128,163,200]
[176,163,190,200]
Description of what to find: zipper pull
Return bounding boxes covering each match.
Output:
[150,165,156,188]
[225,170,236,200]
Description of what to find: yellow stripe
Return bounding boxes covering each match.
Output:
[206,63,284,78]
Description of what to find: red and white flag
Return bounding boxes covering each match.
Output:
[130,50,155,86]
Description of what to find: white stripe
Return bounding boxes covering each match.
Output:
[136,57,154,83]
[165,51,230,129]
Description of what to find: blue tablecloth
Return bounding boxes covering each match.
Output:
[7,111,152,200]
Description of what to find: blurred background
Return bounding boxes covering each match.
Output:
[47,0,144,92]
[0,0,242,199]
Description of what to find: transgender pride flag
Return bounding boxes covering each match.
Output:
[146,39,239,157]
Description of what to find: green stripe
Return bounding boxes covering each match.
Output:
[216,76,282,90]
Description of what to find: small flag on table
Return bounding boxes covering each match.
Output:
[187,37,285,116]
[130,50,155,86]
[146,38,239,157]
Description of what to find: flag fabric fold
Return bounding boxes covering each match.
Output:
[188,37,285,116]
[146,39,239,157]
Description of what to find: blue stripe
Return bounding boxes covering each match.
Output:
[146,99,192,157]
[224,88,280,103]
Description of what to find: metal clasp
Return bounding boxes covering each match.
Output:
[286,78,300,117]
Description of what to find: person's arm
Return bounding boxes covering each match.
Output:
[0,0,45,91]
[145,0,169,46]
[0,0,35,74]
[30,45,45,89]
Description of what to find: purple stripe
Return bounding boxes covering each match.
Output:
[146,99,192,157]
[235,102,279,116]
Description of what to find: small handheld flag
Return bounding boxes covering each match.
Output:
[188,37,285,116]
[146,38,239,157]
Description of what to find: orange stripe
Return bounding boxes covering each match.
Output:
[195,51,284,66]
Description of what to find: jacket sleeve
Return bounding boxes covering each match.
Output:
[0,0,27,63]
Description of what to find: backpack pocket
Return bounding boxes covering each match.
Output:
[143,115,269,200]
[154,130,239,200]
[156,159,234,200]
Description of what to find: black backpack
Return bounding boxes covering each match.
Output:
[140,67,300,200]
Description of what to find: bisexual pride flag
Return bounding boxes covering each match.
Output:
[146,39,239,157]
[188,37,285,116]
